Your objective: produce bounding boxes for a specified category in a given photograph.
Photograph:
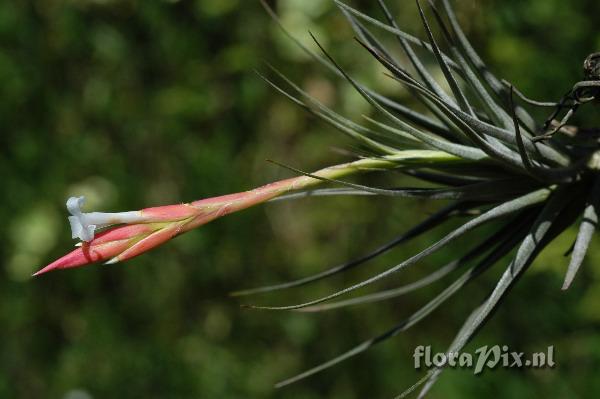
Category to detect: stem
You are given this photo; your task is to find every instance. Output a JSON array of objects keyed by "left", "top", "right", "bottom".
[{"left": 187, "top": 150, "right": 467, "bottom": 224}]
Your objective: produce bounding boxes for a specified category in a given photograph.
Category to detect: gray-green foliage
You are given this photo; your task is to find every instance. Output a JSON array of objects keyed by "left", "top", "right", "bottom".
[{"left": 238, "top": 0, "right": 600, "bottom": 396}]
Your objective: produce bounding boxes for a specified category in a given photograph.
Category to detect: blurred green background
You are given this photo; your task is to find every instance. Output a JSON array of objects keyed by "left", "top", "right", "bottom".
[{"left": 2, "top": 0, "right": 600, "bottom": 398}]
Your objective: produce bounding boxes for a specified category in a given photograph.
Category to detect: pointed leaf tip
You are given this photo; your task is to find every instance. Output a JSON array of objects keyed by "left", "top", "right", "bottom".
[
  {"left": 32, "top": 264, "right": 58, "bottom": 277},
  {"left": 104, "top": 257, "right": 119, "bottom": 265}
]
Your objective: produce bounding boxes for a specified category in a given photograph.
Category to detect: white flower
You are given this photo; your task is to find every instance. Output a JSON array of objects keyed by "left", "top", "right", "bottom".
[{"left": 66, "top": 196, "right": 146, "bottom": 242}]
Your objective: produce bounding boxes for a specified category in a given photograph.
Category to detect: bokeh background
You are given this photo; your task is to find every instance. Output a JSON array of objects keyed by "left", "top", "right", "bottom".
[{"left": 2, "top": 0, "right": 600, "bottom": 398}]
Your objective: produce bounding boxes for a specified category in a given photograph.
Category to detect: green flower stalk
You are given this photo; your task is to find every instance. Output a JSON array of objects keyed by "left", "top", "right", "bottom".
[{"left": 40, "top": 0, "right": 600, "bottom": 396}]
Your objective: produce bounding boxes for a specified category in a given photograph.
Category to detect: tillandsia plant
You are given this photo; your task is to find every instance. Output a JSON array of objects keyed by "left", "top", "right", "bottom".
[{"left": 37, "top": 0, "right": 600, "bottom": 397}]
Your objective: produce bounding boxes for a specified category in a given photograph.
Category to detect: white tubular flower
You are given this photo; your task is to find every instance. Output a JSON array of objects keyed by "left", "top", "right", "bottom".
[{"left": 66, "top": 196, "right": 147, "bottom": 242}]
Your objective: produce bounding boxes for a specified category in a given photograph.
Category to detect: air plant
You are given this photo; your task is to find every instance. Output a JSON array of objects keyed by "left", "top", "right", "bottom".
[{"left": 38, "top": 0, "right": 600, "bottom": 397}]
